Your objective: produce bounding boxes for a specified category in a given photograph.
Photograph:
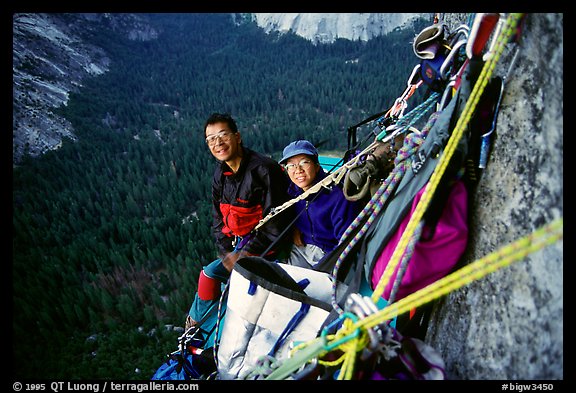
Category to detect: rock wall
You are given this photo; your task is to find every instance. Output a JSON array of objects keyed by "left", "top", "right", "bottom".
[
  {"left": 425, "top": 13, "right": 563, "bottom": 380},
  {"left": 12, "top": 13, "right": 158, "bottom": 165}
]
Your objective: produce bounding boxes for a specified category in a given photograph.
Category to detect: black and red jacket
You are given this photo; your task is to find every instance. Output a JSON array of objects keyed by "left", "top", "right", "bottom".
[{"left": 212, "top": 146, "right": 292, "bottom": 257}]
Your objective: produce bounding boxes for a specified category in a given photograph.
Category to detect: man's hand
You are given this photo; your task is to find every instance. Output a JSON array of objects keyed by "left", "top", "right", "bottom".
[
  {"left": 222, "top": 251, "right": 246, "bottom": 271},
  {"left": 293, "top": 228, "right": 304, "bottom": 247}
]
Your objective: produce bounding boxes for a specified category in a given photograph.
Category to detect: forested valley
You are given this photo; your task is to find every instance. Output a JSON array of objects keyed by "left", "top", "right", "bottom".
[{"left": 12, "top": 13, "right": 428, "bottom": 379}]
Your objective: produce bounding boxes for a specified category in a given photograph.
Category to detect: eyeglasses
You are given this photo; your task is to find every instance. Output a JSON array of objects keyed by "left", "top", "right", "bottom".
[
  {"left": 284, "top": 159, "right": 313, "bottom": 173},
  {"left": 206, "top": 130, "right": 234, "bottom": 146}
]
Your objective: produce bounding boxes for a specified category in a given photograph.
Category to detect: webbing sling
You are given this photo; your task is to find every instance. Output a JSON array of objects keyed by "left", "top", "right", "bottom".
[
  {"left": 371, "top": 12, "right": 525, "bottom": 304},
  {"left": 362, "top": 58, "right": 482, "bottom": 287}
]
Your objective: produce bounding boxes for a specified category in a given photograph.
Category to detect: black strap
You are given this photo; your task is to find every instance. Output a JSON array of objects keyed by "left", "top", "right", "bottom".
[
  {"left": 345, "top": 109, "right": 391, "bottom": 162},
  {"left": 235, "top": 256, "right": 306, "bottom": 294},
  {"left": 348, "top": 109, "right": 390, "bottom": 133}
]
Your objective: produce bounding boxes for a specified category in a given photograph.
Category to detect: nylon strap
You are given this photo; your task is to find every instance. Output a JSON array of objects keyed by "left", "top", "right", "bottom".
[{"left": 371, "top": 12, "right": 525, "bottom": 304}]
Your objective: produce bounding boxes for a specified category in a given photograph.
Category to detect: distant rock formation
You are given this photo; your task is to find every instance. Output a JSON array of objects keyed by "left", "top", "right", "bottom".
[
  {"left": 12, "top": 12, "right": 423, "bottom": 165},
  {"left": 250, "top": 13, "right": 423, "bottom": 44}
]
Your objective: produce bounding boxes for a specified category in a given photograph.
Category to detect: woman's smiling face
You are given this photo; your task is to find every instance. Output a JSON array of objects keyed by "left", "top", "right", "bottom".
[{"left": 285, "top": 154, "right": 319, "bottom": 191}]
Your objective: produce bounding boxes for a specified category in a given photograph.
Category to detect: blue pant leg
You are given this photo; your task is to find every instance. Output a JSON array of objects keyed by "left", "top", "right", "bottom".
[
  {"left": 202, "top": 258, "right": 231, "bottom": 282},
  {"left": 188, "top": 292, "right": 216, "bottom": 321}
]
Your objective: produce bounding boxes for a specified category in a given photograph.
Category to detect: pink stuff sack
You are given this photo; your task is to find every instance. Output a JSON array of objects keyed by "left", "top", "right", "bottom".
[{"left": 370, "top": 179, "right": 468, "bottom": 301}]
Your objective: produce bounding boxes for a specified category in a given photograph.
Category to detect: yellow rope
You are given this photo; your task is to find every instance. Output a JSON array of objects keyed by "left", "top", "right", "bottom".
[
  {"left": 289, "top": 318, "right": 369, "bottom": 370},
  {"left": 289, "top": 217, "right": 562, "bottom": 378},
  {"left": 371, "top": 13, "right": 525, "bottom": 305},
  {"left": 319, "top": 318, "right": 367, "bottom": 380},
  {"left": 356, "top": 217, "right": 562, "bottom": 331},
  {"left": 274, "top": 14, "right": 563, "bottom": 380},
  {"left": 339, "top": 334, "right": 362, "bottom": 380}
]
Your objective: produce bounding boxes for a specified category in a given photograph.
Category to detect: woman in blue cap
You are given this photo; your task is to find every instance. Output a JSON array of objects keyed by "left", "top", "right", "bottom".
[{"left": 279, "top": 140, "right": 364, "bottom": 268}]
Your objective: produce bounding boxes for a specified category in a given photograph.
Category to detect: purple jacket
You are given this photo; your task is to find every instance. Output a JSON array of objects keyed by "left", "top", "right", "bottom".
[{"left": 288, "top": 169, "right": 363, "bottom": 254}]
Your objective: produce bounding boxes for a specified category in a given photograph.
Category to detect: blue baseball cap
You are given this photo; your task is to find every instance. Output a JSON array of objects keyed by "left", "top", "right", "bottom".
[{"left": 279, "top": 140, "right": 318, "bottom": 164}]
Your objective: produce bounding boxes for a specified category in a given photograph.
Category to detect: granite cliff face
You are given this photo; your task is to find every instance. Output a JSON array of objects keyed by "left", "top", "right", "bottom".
[
  {"left": 424, "top": 13, "right": 563, "bottom": 380},
  {"left": 12, "top": 13, "right": 159, "bottom": 165}
]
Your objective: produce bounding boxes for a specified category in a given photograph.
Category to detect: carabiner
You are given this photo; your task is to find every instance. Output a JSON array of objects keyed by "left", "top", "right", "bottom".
[
  {"left": 440, "top": 38, "right": 467, "bottom": 80},
  {"left": 344, "top": 293, "right": 381, "bottom": 352},
  {"left": 438, "top": 77, "right": 457, "bottom": 111},
  {"left": 406, "top": 64, "right": 422, "bottom": 87}
]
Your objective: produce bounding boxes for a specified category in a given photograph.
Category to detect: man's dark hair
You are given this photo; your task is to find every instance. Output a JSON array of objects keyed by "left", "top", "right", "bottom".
[{"left": 204, "top": 113, "right": 238, "bottom": 134}]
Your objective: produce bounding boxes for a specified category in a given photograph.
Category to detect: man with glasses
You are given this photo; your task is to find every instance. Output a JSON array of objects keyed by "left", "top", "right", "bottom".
[
  {"left": 279, "top": 140, "right": 364, "bottom": 269},
  {"left": 185, "top": 113, "right": 292, "bottom": 332}
]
